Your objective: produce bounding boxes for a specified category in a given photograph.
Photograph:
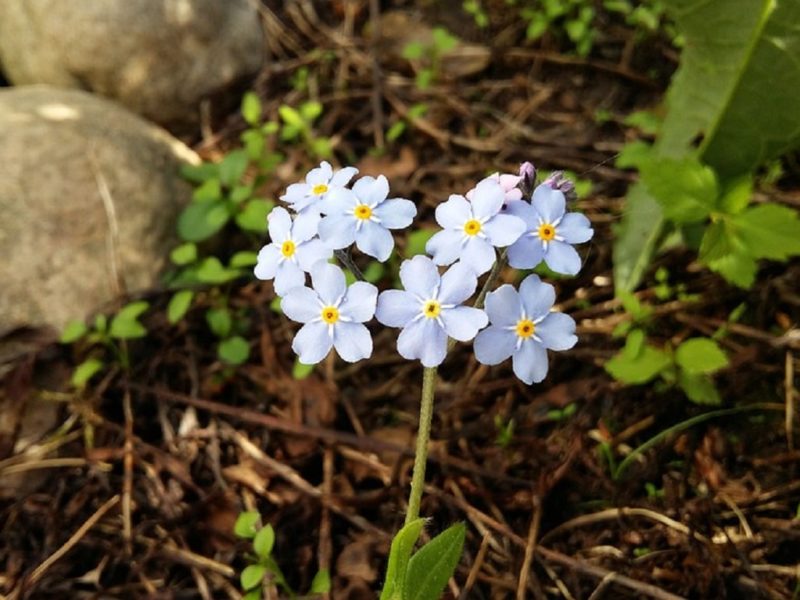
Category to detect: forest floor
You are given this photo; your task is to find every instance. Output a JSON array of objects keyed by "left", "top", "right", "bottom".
[{"left": 3, "top": 1, "right": 800, "bottom": 599}]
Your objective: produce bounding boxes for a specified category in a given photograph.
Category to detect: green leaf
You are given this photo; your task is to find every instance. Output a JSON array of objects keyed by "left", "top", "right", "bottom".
[
  {"left": 242, "top": 92, "right": 262, "bottom": 126},
  {"left": 253, "top": 524, "right": 275, "bottom": 560},
  {"left": 310, "top": 569, "right": 331, "bottom": 594},
  {"left": 71, "top": 358, "right": 104, "bottom": 388},
  {"left": 612, "top": 183, "right": 665, "bottom": 293},
  {"left": 406, "top": 228, "right": 436, "bottom": 257},
  {"left": 206, "top": 307, "right": 232, "bottom": 338},
  {"left": 640, "top": 157, "right": 718, "bottom": 224},
  {"left": 109, "top": 301, "right": 149, "bottom": 339},
  {"left": 181, "top": 162, "right": 219, "bottom": 184},
  {"left": 432, "top": 27, "right": 458, "bottom": 53},
  {"left": 292, "top": 359, "right": 315, "bottom": 380},
  {"left": 196, "top": 257, "right": 241, "bottom": 284},
  {"left": 219, "top": 150, "right": 249, "bottom": 188},
  {"left": 363, "top": 261, "right": 386, "bottom": 284},
  {"left": 230, "top": 251, "right": 258, "bottom": 268},
  {"left": 234, "top": 511, "right": 261, "bottom": 539},
  {"left": 379, "top": 518, "right": 425, "bottom": 600},
  {"left": 192, "top": 178, "right": 222, "bottom": 203},
  {"left": 300, "top": 101, "right": 323, "bottom": 123},
  {"left": 405, "top": 523, "right": 466, "bottom": 600},
  {"left": 218, "top": 336, "right": 250, "bottom": 365},
  {"left": 167, "top": 290, "right": 194, "bottom": 324},
  {"left": 733, "top": 203, "right": 800, "bottom": 261},
  {"left": 178, "top": 201, "right": 230, "bottom": 242},
  {"left": 386, "top": 121, "right": 407, "bottom": 142},
  {"left": 615, "top": 140, "right": 654, "bottom": 170},
  {"left": 241, "top": 564, "right": 267, "bottom": 591},
  {"left": 61, "top": 320, "right": 88, "bottom": 344},
  {"left": 623, "top": 110, "right": 661, "bottom": 135},
  {"left": 705, "top": 247, "right": 758, "bottom": 288},
  {"left": 242, "top": 590, "right": 261, "bottom": 600},
  {"left": 675, "top": 338, "right": 728, "bottom": 375},
  {"left": 279, "top": 105, "right": 306, "bottom": 129},
  {"left": 401, "top": 41, "right": 425, "bottom": 60},
  {"left": 170, "top": 242, "right": 198, "bottom": 266},
  {"left": 236, "top": 199, "right": 274, "bottom": 233},
  {"left": 698, "top": 220, "right": 733, "bottom": 263},
  {"left": 717, "top": 176, "right": 752, "bottom": 215},
  {"left": 605, "top": 333, "right": 672, "bottom": 385},
  {"left": 525, "top": 13, "right": 549, "bottom": 40},
  {"left": 309, "top": 137, "right": 333, "bottom": 160},
  {"left": 678, "top": 372, "right": 722, "bottom": 405},
  {"left": 229, "top": 184, "right": 254, "bottom": 205}
]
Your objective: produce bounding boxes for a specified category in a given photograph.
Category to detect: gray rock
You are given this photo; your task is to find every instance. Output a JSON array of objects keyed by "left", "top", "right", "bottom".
[
  {"left": 0, "top": 0, "right": 264, "bottom": 124},
  {"left": 0, "top": 86, "right": 199, "bottom": 332}
]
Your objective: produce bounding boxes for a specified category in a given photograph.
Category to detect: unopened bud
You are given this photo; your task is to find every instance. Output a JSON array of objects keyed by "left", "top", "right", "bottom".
[
  {"left": 543, "top": 171, "right": 577, "bottom": 202},
  {"left": 518, "top": 161, "right": 536, "bottom": 198}
]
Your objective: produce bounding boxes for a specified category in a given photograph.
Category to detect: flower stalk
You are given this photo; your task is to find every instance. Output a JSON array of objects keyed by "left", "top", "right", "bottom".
[{"left": 405, "top": 365, "right": 437, "bottom": 525}]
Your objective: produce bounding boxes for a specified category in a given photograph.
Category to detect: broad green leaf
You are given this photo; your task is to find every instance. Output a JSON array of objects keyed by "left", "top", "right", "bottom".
[
  {"left": 705, "top": 247, "right": 757, "bottom": 288},
  {"left": 196, "top": 257, "right": 241, "bottom": 284},
  {"left": 405, "top": 523, "right": 466, "bottom": 600},
  {"left": 234, "top": 511, "right": 261, "bottom": 539},
  {"left": 60, "top": 320, "right": 88, "bottom": 344},
  {"left": 310, "top": 569, "right": 331, "bottom": 594},
  {"left": 242, "top": 590, "right": 261, "bottom": 600},
  {"left": 253, "top": 524, "right": 275, "bottom": 560},
  {"left": 192, "top": 178, "right": 222, "bottom": 203},
  {"left": 379, "top": 518, "right": 425, "bottom": 600},
  {"left": 181, "top": 162, "right": 219, "bottom": 184},
  {"left": 240, "top": 564, "right": 267, "bottom": 591},
  {"left": 242, "top": 92, "right": 262, "bottom": 126},
  {"left": 109, "top": 301, "right": 149, "bottom": 339},
  {"left": 733, "top": 204, "right": 800, "bottom": 261},
  {"left": 71, "top": 358, "right": 104, "bottom": 388},
  {"left": 236, "top": 199, "right": 274, "bottom": 232},
  {"left": 615, "top": 140, "right": 654, "bottom": 170},
  {"left": 698, "top": 220, "right": 734, "bottom": 263},
  {"left": 206, "top": 307, "right": 232, "bottom": 338},
  {"left": 675, "top": 338, "right": 728, "bottom": 375},
  {"left": 218, "top": 336, "right": 250, "bottom": 365},
  {"left": 167, "top": 290, "right": 194, "bottom": 324},
  {"left": 229, "top": 184, "right": 254, "bottom": 205},
  {"left": 605, "top": 333, "right": 672, "bottom": 385},
  {"left": 612, "top": 183, "right": 664, "bottom": 293},
  {"left": 640, "top": 157, "right": 717, "bottom": 224},
  {"left": 678, "top": 372, "right": 722, "bottom": 405},
  {"left": 178, "top": 201, "right": 230, "bottom": 242},
  {"left": 219, "top": 150, "right": 249, "bottom": 188},
  {"left": 170, "top": 242, "right": 197, "bottom": 266},
  {"left": 717, "top": 176, "right": 752, "bottom": 215}
]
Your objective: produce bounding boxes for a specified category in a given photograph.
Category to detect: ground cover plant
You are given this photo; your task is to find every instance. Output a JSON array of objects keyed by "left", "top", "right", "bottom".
[{"left": 2, "top": 1, "right": 800, "bottom": 598}]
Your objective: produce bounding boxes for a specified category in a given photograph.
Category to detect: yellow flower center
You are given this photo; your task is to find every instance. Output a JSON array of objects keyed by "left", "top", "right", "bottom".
[
  {"left": 312, "top": 183, "right": 329, "bottom": 196},
  {"left": 463, "top": 219, "right": 482, "bottom": 236},
  {"left": 354, "top": 204, "right": 372, "bottom": 220},
  {"left": 515, "top": 319, "right": 535, "bottom": 338},
  {"left": 423, "top": 300, "right": 441, "bottom": 319},
  {"left": 321, "top": 306, "right": 339, "bottom": 324},
  {"left": 280, "top": 240, "right": 296, "bottom": 258},
  {"left": 537, "top": 223, "right": 556, "bottom": 241}
]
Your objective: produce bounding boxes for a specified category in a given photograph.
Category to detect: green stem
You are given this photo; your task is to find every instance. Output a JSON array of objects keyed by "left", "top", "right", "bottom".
[{"left": 405, "top": 366, "right": 437, "bottom": 525}]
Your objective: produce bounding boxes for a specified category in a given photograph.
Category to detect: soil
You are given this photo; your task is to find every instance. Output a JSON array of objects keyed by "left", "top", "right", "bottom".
[{"left": 2, "top": 2, "right": 800, "bottom": 599}]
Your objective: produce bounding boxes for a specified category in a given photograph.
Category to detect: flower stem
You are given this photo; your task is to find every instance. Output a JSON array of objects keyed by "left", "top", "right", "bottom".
[
  {"left": 405, "top": 365, "right": 437, "bottom": 525},
  {"left": 334, "top": 248, "right": 365, "bottom": 281},
  {"left": 474, "top": 249, "right": 508, "bottom": 310}
]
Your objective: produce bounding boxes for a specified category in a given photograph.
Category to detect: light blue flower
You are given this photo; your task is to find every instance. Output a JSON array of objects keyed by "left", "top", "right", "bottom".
[
  {"left": 474, "top": 274, "right": 577, "bottom": 384},
  {"left": 254, "top": 208, "right": 333, "bottom": 296},
  {"left": 317, "top": 175, "right": 416, "bottom": 261},
  {"left": 506, "top": 183, "right": 593, "bottom": 275},
  {"left": 281, "top": 262, "right": 377, "bottom": 364},
  {"left": 375, "top": 255, "right": 488, "bottom": 367},
  {"left": 426, "top": 179, "right": 526, "bottom": 275},
  {"left": 281, "top": 161, "right": 358, "bottom": 214}
]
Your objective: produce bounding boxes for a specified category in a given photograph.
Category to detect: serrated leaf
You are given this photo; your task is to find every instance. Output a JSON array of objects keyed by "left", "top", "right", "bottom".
[
  {"left": 218, "top": 336, "right": 250, "bottom": 365},
  {"left": 170, "top": 242, "right": 197, "bottom": 266},
  {"left": 675, "top": 337, "right": 728, "bottom": 375},
  {"left": 242, "top": 92, "right": 262, "bottom": 126},
  {"left": 705, "top": 247, "right": 758, "bottom": 288},
  {"left": 405, "top": 523, "right": 466, "bottom": 600},
  {"left": 678, "top": 372, "right": 722, "bottom": 405},
  {"left": 178, "top": 201, "right": 230, "bottom": 242},
  {"left": 234, "top": 511, "right": 261, "bottom": 539},
  {"left": 61, "top": 320, "right": 88, "bottom": 344},
  {"left": 640, "top": 157, "right": 718, "bottom": 224},
  {"left": 241, "top": 564, "right": 267, "bottom": 591},
  {"left": 71, "top": 358, "right": 104, "bottom": 388},
  {"left": 379, "top": 518, "right": 425, "bottom": 600},
  {"left": 236, "top": 199, "right": 274, "bottom": 233},
  {"left": 206, "top": 307, "right": 232, "bottom": 338},
  {"left": 253, "top": 524, "right": 275, "bottom": 560},
  {"left": 167, "top": 290, "right": 194, "bottom": 324},
  {"left": 219, "top": 150, "right": 249, "bottom": 188},
  {"left": 733, "top": 203, "right": 800, "bottom": 261}
]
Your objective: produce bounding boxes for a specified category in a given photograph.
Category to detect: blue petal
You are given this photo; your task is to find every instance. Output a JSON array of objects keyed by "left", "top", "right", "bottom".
[
  {"left": 484, "top": 284, "right": 521, "bottom": 327},
  {"left": 536, "top": 312, "right": 577, "bottom": 351},
  {"left": 426, "top": 229, "right": 464, "bottom": 267},
  {"left": 460, "top": 237, "right": 496, "bottom": 275},
  {"left": 339, "top": 282, "right": 378, "bottom": 322},
  {"left": 330, "top": 165, "right": 358, "bottom": 187},
  {"left": 440, "top": 306, "right": 488, "bottom": 341},
  {"left": 293, "top": 321, "right": 333, "bottom": 364},
  {"left": 438, "top": 262, "right": 477, "bottom": 304},
  {"left": 268, "top": 207, "right": 292, "bottom": 241},
  {"left": 373, "top": 198, "right": 416, "bottom": 229},
  {"left": 274, "top": 261, "right": 306, "bottom": 296},
  {"left": 512, "top": 340, "right": 549, "bottom": 384},
  {"left": 532, "top": 184, "right": 565, "bottom": 224},
  {"left": 557, "top": 212, "right": 594, "bottom": 244},
  {"left": 306, "top": 161, "right": 332, "bottom": 186},
  {"left": 399, "top": 255, "right": 440, "bottom": 297},
  {"left": 292, "top": 210, "right": 321, "bottom": 243},
  {"left": 397, "top": 318, "right": 447, "bottom": 367},
  {"left": 474, "top": 326, "right": 516, "bottom": 365},
  {"left": 295, "top": 238, "right": 332, "bottom": 272},
  {"left": 321, "top": 187, "right": 357, "bottom": 216},
  {"left": 281, "top": 286, "right": 322, "bottom": 323},
  {"left": 281, "top": 182, "right": 309, "bottom": 205},
  {"left": 311, "top": 262, "right": 346, "bottom": 305},
  {"left": 376, "top": 290, "right": 420, "bottom": 327},
  {"left": 506, "top": 200, "right": 538, "bottom": 229},
  {"left": 544, "top": 240, "right": 582, "bottom": 275},
  {"left": 482, "top": 214, "right": 526, "bottom": 247},
  {"left": 333, "top": 322, "right": 373, "bottom": 362},
  {"left": 354, "top": 174, "right": 389, "bottom": 205},
  {"left": 507, "top": 234, "right": 544, "bottom": 270},
  {"left": 355, "top": 220, "right": 394, "bottom": 261},
  {"left": 435, "top": 195, "right": 472, "bottom": 229},
  {"left": 469, "top": 179, "right": 505, "bottom": 220},
  {"left": 254, "top": 244, "right": 281, "bottom": 280},
  {"left": 318, "top": 213, "right": 356, "bottom": 250},
  {"left": 519, "top": 274, "right": 555, "bottom": 319}
]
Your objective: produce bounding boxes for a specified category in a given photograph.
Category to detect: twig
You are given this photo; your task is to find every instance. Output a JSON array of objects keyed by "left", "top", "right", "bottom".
[
  {"left": 786, "top": 351, "right": 795, "bottom": 450},
  {"left": 122, "top": 382, "right": 134, "bottom": 551},
  {"left": 459, "top": 533, "right": 491, "bottom": 600},
  {"left": 516, "top": 495, "right": 542, "bottom": 600},
  {"left": 368, "top": 0, "right": 385, "bottom": 149}
]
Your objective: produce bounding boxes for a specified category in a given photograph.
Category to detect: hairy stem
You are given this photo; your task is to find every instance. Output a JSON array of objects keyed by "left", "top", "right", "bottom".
[{"left": 405, "top": 366, "right": 437, "bottom": 525}]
